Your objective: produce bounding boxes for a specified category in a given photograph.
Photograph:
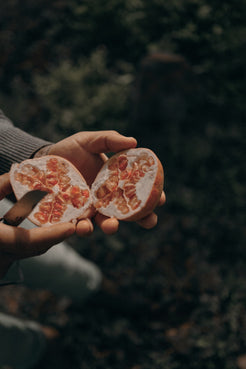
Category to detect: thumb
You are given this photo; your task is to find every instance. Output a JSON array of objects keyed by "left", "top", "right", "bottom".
[
  {"left": 26, "top": 222, "right": 76, "bottom": 257},
  {"left": 0, "top": 222, "right": 75, "bottom": 258},
  {"left": 77, "top": 131, "right": 137, "bottom": 154}
]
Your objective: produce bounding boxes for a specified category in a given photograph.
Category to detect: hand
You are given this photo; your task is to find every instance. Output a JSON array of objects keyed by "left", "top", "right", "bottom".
[
  {"left": 47, "top": 130, "right": 166, "bottom": 236},
  {"left": 0, "top": 173, "right": 75, "bottom": 278}
]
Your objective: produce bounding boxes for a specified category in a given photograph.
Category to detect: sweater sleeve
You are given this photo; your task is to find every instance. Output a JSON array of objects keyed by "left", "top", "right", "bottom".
[{"left": 0, "top": 110, "right": 52, "bottom": 175}]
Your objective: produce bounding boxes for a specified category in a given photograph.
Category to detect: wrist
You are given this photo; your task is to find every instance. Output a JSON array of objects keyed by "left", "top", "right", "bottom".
[{"left": 32, "top": 144, "right": 53, "bottom": 158}]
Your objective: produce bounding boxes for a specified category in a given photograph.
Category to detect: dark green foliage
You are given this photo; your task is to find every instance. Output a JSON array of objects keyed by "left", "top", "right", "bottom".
[
  {"left": 0, "top": 0, "right": 245, "bottom": 137},
  {"left": 0, "top": 0, "right": 245, "bottom": 368}
]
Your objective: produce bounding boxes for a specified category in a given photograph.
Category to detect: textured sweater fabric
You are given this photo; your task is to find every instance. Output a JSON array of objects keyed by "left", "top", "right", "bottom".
[{"left": 0, "top": 110, "right": 51, "bottom": 175}]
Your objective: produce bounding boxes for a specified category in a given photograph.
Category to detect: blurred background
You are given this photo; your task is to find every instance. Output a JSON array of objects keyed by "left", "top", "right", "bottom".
[{"left": 0, "top": 0, "right": 245, "bottom": 368}]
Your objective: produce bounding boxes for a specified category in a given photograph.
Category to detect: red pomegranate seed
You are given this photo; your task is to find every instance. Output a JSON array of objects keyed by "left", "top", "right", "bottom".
[
  {"left": 81, "top": 189, "right": 89, "bottom": 198},
  {"left": 34, "top": 212, "right": 49, "bottom": 224},
  {"left": 118, "top": 155, "right": 128, "bottom": 171}
]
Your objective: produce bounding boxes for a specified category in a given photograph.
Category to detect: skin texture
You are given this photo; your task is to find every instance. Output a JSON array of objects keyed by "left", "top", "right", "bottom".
[{"left": 0, "top": 131, "right": 166, "bottom": 278}]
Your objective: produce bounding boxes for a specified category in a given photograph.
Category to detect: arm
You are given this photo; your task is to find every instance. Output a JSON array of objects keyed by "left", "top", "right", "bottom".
[{"left": 0, "top": 110, "right": 51, "bottom": 175}]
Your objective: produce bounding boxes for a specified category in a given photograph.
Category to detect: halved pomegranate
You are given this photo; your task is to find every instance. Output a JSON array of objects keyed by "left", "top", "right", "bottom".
[
  {"left": 9, "top": 156, "right": 92, "bottom": 226},
  {"left": 9, "top": 148, "right": 164, "bottom": 226},
  {"left": 91, "top": 148, "right": 164, "bottom": 221}
]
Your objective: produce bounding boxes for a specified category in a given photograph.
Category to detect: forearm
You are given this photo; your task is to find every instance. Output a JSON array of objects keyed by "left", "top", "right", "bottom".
[{"left": 0, "top": 110, "right": 52, "bottom": 174}]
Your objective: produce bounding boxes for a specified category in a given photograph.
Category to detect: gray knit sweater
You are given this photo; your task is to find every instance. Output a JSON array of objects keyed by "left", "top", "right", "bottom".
[{"left": 0, "top": 110, "right": 51, "bottom": 175}]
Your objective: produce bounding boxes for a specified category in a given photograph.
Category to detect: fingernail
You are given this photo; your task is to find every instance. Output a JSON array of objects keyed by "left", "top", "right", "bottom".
[{"left": 127, "top": 137, "right": 137, "bottom": 145}]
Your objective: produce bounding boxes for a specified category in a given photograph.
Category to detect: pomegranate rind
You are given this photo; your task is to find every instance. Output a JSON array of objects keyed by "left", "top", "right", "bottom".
[
  {"left": 9, "top": 155, "right": 93, "bottom": 226},
  {"left": 91, "top": 148, "right": 164, "bottom": 221}
]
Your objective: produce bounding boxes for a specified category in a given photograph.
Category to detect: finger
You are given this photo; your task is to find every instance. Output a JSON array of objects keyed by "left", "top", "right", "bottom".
[
  {"left": 0, "top": 173, "right": 12, "bottom": 200},
  {"left": 76, "top": 131, "right": 137, "bottom": 154},
  {"left": 158, "top": 191, "right": 166, "bottom": 207},
  {"left": 0, "top": 222, "right": 75, "bottom": 258},
  {"left": 76, "top": 218, "right": 94, "bottom": 237},
  {"left": 94, "top": 213, "right": 119, "bottom": 235},
  {"left": 137, "top": 212, "right": 158, "bottom": 229}
]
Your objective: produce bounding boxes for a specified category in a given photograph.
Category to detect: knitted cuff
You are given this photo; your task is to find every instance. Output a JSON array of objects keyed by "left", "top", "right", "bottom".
[{"left": 0, "top": 126, "right": 52, "bottom": 174}]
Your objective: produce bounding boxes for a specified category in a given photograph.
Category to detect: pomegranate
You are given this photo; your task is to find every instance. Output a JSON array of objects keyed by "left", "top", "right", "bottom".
[
  {"left": 9, "top": 148, "right": 164, "bottom": 226},
  {"left": 91, "top": 148, "right": 164, "bottom": 221},
  {"left": 9, "top": 156, "right": 92, "bottom": 226}
]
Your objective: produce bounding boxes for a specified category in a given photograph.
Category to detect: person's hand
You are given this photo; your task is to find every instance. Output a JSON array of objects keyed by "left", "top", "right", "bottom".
[
  {"left": 0, "top": 173, "right": 75, "bottom": 278},
  {"left": 46, "top": 131, "right": 166, "bottom": 235}
]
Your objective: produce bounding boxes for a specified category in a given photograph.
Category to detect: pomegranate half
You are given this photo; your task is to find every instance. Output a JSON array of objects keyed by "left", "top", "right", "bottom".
[
  {"left": 9, "top": 155, "right": 92, "bottom": 226},
  {"left": 91, "top": 148, "right": 164, "bottom": 221}
]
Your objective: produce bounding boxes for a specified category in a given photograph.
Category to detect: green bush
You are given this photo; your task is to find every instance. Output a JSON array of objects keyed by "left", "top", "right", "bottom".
[{"left": 33, "top": 49, "right": 134, "bottom": 140}]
